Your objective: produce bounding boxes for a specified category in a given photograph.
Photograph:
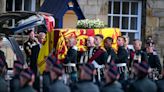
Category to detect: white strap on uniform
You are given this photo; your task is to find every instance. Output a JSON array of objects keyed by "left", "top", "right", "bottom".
[
  {"left": 107, "top": 55, "right": 111, "bottom": 63},
  {"left": 89, "top": 48, "right": 94, "bottom": 58}
]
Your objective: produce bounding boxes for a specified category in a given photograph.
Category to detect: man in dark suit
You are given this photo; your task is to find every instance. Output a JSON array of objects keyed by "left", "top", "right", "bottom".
[
  {"left": 24, "top": 29, "right": 38, "bottom": 65},
  {"left": 71, "top": 63, "right": 99, "bottom": 92},
  {"left": 48, "top": 63, "right": 70, "bottom": 92},
  {"left": 146, "top": 42, "right": 162, "bottom": 74},
  {"left": 101, "top": 64, "right": 124, "bottom": 92},
  {"left": 64, "top": 37, "right": 77, "bottom": 64},
  {"left": 116, "top": 36, "right": 128, "bottom": 64},
  {"left": 128, "top": 62, "right": 157, "bottom": 92}
]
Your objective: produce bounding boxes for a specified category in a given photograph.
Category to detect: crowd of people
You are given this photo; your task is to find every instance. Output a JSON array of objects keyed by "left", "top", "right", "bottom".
[{"left": 0, "top": 29, "right": 164, "bottom": 92}]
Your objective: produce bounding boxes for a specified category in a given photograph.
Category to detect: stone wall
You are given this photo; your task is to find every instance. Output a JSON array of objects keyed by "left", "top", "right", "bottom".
[
  {"left": 77, "top": 0, "right": 108, "bottom": 25},
  {"left": 146, "top": 0, "right": 164, "bottom": 58}
]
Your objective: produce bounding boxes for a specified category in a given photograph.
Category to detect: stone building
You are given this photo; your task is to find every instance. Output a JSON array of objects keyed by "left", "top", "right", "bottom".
[{"left": 77, "top": 0, "right": 164, "bottom": 58}]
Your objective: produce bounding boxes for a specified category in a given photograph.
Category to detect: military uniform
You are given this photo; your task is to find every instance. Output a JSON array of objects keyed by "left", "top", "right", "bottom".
[
  {"left": 129, "top": 50, "right": 148, "bottom": 66},
  {"left": 24, "top": 38, "right": 38, "bottom": 64},
  {"left": 0, "top": 76, "right": 7, "bottom": 92},
  {"left": 89, "top": 47, "right": 108, "bottom": 65},
  {"left": 10, "top": 75, "right": 20, "bottom": 92},
  {"left": 116, "top": 46, "right": 128, "bottom": 64},
  {"left": 65, "top": 46, "right": 78, "bottom": 64},
  {"left": 18, "top": 85, "right": 35, "bottom": 92},
  {"left": 48, "top": 79, "right": 70, "bottom": 92},
  {"left": 43, "top": 71, "right": 51, "bottom": 92},
  {"left": 71, "top": 80, "right": 100, "bottom": 92},
  {"left": 156, "top": 78, "right": 164, "bottom": 92},
  {"left": 80, "top": 47, "right": 94, "bottom": 63},
  {"left": 101, "top": 81, "right": 124, "bottom": 92},
  {"left": 147, "top": 52, "right": 162, "bottom": 73},
  {"left": 105, "top": 47, "right": 117, "bottom": 63},
  {"left": 128, "top": 77, "right": 157, "bottom": 92}
]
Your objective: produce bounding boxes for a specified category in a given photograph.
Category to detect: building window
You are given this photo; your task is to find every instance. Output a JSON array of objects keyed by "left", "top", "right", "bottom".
[
  {"left": 6, "top": 0, "right": 36, "bottom": 27},
  {"left": 108, "top": 0, "right": 142, "bottom": 43}
]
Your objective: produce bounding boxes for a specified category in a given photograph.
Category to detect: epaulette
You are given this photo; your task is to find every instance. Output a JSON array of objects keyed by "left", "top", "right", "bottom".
[{"left": 100, "top": 47, "right": 107, "bottom": 52}]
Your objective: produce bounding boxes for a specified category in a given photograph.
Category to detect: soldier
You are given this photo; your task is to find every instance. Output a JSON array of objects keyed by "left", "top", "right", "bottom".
[
  {"left": 10, "top": 60, "right": 23, "bottom": 92},
  {"left": 104, "top": 37, "right": 117, "bottom": 63},
  {"left": 89, "top": 34, "right": 108, "bottom": 65},
  {"left": 24, "top": 29, "right": 38, "bottom": 65},
  {"left": 80, "top": 36, "right": 95, "bottom": 63},
  {"left": 71, "top": 63, "right": 99, "bottom": 92},
  {"left": 43, "top": 51, "right": 57, "bottom": 92},
  {"left": 101, "top": 64, "right": 124, "bottom": 92},
  {"left": 146, "top": 42, "right": 162, "bottom": 75},
  {"left": 48, "top": 63, "right": 70, "bottom": 92},
  {"left": 0, "top": 59, "right": 8, "bottom": 92},
  {"left": 128, "top": 62, "right": 157, "bottom": 92},
  {"left": 64, "top": 37, "right": 78, "bottom": 64},
  {"left": 116, "top": 36, "right": 128, "bottom": 64},
  {"left": 129, "top": 39, "right": 148, "bottom": 68},
  {"left": 18, "top": 68, "right": 35, "bottom": 92}
]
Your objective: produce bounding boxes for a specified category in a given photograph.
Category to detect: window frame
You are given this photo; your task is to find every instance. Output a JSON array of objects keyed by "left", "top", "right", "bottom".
[{"left": 108, "top": 0, "right": 142, "bottom": 40}]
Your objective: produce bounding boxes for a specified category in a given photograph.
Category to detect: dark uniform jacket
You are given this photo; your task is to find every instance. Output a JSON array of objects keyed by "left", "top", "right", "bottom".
[
  {"left": 10, "top": 75, "right": 20, "bottom": 92},
  {"left": 71, "top": 80, "right": 100, "bottom": 92},
  {"left": 147, "top": 52, "right": 162, "bottom": 73},
  {"left": 48, "top": 79, "right": 70, "bottom": 92},
  {"left": 128, "top": 77, "right": 157, "bottom": 92},
  {"left": 43, "top": 71, "right": 51, "bottom": 92},
  {"left": 65, "top": 46, "right": 78, "bottom": 64},
  {"left": 101, "top": 81, "right": 124, "bottom": 92},
  {"left": 18, "top": 85, "right": 35, "bottom": 92},
  {"left": 130, "top": 50, "right": 148, "bottom": 66},
  {"left": 105, "top": 47, "right": 117, "bottom": 63},
  {"left": 89, "top": 47, "right": 108, "bottom": 65},
  {"left": 156, "top": 78, "right": 164, "bottom": 92},
  {"left": 24, "top": 39, "right": 38, "bottom": 64},
  {"left": 0, "top": 76, "right": 8, "bottom": 92},
  {"left": 116, "top": 46, "right": 128, "bottom": 64}
]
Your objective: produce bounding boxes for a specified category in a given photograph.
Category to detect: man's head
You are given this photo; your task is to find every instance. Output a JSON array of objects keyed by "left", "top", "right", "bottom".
[
  {"left": 38, "top": 32, "right": 46, "bottom": 44},
  {"left": 122, "top": 35, "right": 129, "bottom": 47},
  {"left": 132, "top": 62, "right": 150, "bottom": 77},
  {"left": 50, "top": 63, "right": 63, "bottom": 80},
  {"left": 66, "top": 37, "right": 77, "bottom": 48},
  {"left": 104, "top": 64, "right": 119, "bottom": 83},
  {"left": 146, "top": 42, "right": 154, "bottom": 53},
  {"left": 25, "top": 29, "right": 35, "bottom": 40},
  {"left": 13, "top": 60, "right": 23, "bottom": 76},
  {"left": 117, "top": 36, "right": 126, "bottom": 47},
  {"left": 94, "top": 34, "right": 104, "bottom": 47},
  {"left": 104, "top": 37, "right": 113, "bottom": 48},
  {"left": 133, "top": 39, "right": 142, "bottom": 51},
  {"left": 87, "top": 36, "right": 95, "bottom": 47},
  {"left": 79, "top": 64, "right": 95, "bottom": 80},
  {"left": 20, "top": 68, "right": 33, "bottom": 87}
]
